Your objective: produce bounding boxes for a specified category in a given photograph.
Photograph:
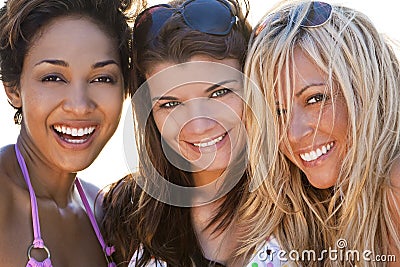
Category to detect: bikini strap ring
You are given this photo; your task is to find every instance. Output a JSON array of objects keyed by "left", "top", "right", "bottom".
[{"left": 27, "top": 244, "right": 51, "bottom": 260}]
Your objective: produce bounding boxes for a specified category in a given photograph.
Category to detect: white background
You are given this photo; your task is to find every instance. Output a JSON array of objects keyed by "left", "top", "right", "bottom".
[{"left": 0, "top": 0, "right": 398, "bottom": 188}]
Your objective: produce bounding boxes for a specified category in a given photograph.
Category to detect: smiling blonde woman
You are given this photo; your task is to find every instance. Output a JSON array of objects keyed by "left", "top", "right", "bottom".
[{"left": 240, "top": 1, "right": 400, "bottom": 266}]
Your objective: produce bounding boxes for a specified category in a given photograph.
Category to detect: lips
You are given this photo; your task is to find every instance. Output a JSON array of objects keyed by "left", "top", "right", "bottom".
[
  {"left": 191, "top": 133, "right": 227, "bottom": 148},
  {"left": 299, "top": 142, "right": 334, "bottom": 162},
  {"left": 52, "top": 124, "right": 97, "bottom": 144}
]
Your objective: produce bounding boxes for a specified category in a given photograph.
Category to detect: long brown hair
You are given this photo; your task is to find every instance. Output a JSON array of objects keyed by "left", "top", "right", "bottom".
[{"left": 102, "top": 0, "right": 252, "bottom": 266}]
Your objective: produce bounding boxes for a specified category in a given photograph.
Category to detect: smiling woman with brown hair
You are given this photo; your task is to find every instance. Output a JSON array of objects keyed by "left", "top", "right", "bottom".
[{"left": 101, "top": 0, "right": 255, "bottom": 266}]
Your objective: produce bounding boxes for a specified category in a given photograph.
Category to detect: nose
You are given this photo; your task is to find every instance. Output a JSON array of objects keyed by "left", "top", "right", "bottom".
[
  {"left": 179, "top": 98, "right": 219, "bottom": 135},
  {"left": 287, "top": 109, "right": 314, "bottom": 144},
  {"left": 184, "top": 117, "right": 218, "bottom": 136},
  {"left": 62, "top": 82, "right": 96, "bottom": 115}
]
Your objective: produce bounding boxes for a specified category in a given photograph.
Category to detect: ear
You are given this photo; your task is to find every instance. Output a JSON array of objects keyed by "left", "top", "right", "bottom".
[{"left": 3, "top": 82, "right": 22, "bottom": 108}]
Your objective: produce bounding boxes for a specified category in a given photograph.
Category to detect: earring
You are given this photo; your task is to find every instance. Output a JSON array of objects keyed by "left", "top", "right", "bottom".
[{"left": 14, "top": 108, "right": 22, "bottom": 125}]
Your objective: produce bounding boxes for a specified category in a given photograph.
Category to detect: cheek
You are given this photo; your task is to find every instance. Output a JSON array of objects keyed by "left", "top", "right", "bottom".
[
  {"left": 337, "top": 106, "right": 349, "bottom": 128},
  {"left": 94, "top": 87, "right": 124, "bottom": 122},
  {"left": 229, "top": 94, "right": 244, "bottom": 116},
  {"left": 152, "top": 110, "right": 179, "bottom": 144},
  {"left": 96, "top": 86, "right": 124, "bottom": 107},
  {"left": 152, "top": 110, "right": 166, "bottom": 134},
  {"left": 21, "top": 88, "right": 58, "bottom": 126},
  {"left": 277, "top": 129, "right": 298, "bottom": 165},
  {"left": 221, "top": 96, "right": 244, "bottom": 127},
  {"left": 332, "top": 101, "right": 349, "bottom": 141}
]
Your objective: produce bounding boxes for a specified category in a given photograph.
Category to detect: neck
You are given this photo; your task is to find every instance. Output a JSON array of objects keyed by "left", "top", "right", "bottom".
[
  {"left": 15, "top": 138, "right": 77, "bottom": 207},
  {"left": 191, "top": 198, "right": 238, "bottom": 265},
  {"left": 191, "top": 169, "right": 232, "bottom": 206},
  {"left": 192, "top": 169, "right": 225, "bottom": 187}
]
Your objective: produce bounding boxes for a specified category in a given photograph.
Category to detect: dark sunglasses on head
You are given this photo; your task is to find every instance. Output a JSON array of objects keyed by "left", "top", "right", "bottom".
[
  {"left": 133, "top": 0, "right": 238, "bottom": 50},
  {"left": 253, "top": 1, "right": 332, "bottom": 38}
]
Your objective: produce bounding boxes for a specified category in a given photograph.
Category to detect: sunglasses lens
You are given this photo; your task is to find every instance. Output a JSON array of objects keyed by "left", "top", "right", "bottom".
[
  {"left": 134, "top": 4, "right": 174, "bottom": 46},
  {"left": 182, "top": 0, "right": 235, "bottom": 35},
  {"left": 301, "top": 1, "right": 332, "bottom": 27},
  {"left": 134, "top": 0, "right": 236, "bottom": 52}
]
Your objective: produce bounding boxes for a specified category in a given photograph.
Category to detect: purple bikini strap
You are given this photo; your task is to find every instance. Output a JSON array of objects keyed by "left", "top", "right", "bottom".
[
  {"left": 15, "top": 143, "right": 115, "bottom": 267},
  {"left": 15, "top": 144, "right": 47, "bottom": 250},
  {"left": 75, "top": 178, "right": 116, "bottom": 267},
  {"left": 15, "top": 144, "right": 52, "bottom": 267}
]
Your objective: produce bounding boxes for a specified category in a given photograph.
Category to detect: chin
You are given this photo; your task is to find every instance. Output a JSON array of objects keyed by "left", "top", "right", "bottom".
[
  {"left": 308, "top": 178, "right": 336, "bottom": 189},
  {"left": 59, "top": 157, "right": 96, "bottom": 173}
]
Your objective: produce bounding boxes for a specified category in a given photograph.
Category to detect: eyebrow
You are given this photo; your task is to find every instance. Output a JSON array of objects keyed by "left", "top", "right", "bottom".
[
  {"left": 92, "top": 59, "right": 119, "bottom": 69},
  {"left": 34, "top": 59, "right": 119, "bottom": 69},
  {"left": 205, "top": 79, "right": 238, "bottom": 93},
  {"left": 275, "top": 82, "right": 327, "bottom": 105},
  {"left": 35, "top": 59, "right": 68, "bottom": 67},
  {"left": 295, "top": 82, "right": 326, "bottom": 97},
  {"left": 151, "top": 79, "right": 239, "bottom": 102}
]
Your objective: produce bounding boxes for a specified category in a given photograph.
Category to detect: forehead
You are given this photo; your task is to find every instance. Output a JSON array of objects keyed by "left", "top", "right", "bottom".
[
  {"left": 27, "top": 16, "right": 118, "bottom": 61},
  {"left": 277, "top": 47, "right": 327, "bottom": 94},
  {"left": 146, "top": 57, "right": 242, "bottom": 97}
]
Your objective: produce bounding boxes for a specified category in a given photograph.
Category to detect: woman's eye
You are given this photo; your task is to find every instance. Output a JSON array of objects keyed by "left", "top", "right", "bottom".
[
  {"left": 211, "top": 88, "right": 231, "bottom": 98},
  {"left": 92, "top": 76, "right": 114, "bottom": 83},
  {"left": 41, "top": 75, "right": 63, "bottom": 82},
  {"left": 160, "top": 101, "right": 180, "bottom": 109},
  {"left": 307, "top": 93, "right": 328, "bottom": 104}
]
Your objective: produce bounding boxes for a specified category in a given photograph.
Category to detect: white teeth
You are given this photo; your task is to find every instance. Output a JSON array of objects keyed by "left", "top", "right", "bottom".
[
  {"left": 53, "top": 125, "right": 96, "bottom": 137},
  {"left": 63, "top": 138, "right": 87, "bottom": 144},
  {"left": 193, "top": 134, "right": 226, "bottom": 148},
  {"left": 302, "top": 153, "right": 311, "bottom": 161},
  {"left": 300, "top": 142, "right": 334, "bottom": 162}
]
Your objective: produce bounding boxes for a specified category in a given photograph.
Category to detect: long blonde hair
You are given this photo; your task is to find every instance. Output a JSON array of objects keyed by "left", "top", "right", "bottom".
[{"left": 240, "top": 1, "right": 400, "bottom": 266}]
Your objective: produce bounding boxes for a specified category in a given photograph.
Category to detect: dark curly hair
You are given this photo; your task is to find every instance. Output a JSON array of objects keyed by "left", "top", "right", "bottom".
[{"left": 0, "top": 0, "right": 145, "bottom": 95}]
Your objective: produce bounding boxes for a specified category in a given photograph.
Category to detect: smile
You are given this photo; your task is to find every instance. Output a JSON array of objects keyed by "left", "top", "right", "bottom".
[
  {"left": 299, "top": 142, "right": 334, "bottom": 162},
  {"left": 192, "top": 133, "right": 226, "bottom": 148},
  {"left": 53, "top": 125, "right": 96, "bottom": 144}
]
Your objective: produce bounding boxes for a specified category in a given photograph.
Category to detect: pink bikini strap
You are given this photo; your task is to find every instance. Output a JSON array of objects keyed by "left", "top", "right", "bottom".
[
  {"left": 75, "top": 178, "right": 116, "bottom": 267},
  {"left": 15, "top": 144, "right": 114, "bottom": 266},
  {"left": 14, "top": 144, "right": 52, "bottom": 267}
]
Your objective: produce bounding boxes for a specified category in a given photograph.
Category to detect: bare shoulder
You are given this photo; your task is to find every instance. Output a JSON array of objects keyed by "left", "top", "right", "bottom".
[
  {"left": 388, "top": 159, "right": 400, "bottom": 267},
  {"left": 388, "top": 157, "right": 400, "bottom": 213},
  {"left": 0, "top": 144, "right": 19, "bottom": 197},
  {"left": 0, "top": 145, "right": 21, "bottom": 224},
  {"left": 79, "top": 174, "right": 140, "bottom": 222},
  {"left": 390, "top": 156, "right": 400, "bottom": 188},
  {"left": 79, "top": 178, "right": 101, "bottom": 202},
  {"left": 78, "top": 178, "right": 102, "bottom": 219}
]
